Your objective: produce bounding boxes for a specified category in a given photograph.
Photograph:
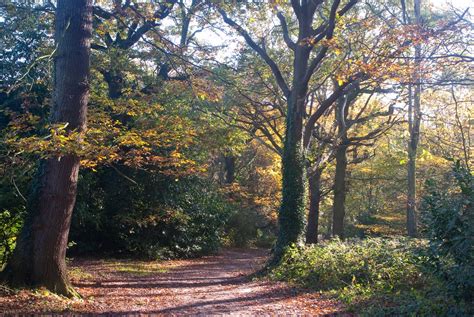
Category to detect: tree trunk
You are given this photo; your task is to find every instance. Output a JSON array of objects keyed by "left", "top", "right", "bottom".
[
  {"left": 271, "top": 1, "right": 325, "bottom": 260},
  {"left": 332, "top": 93, "right": 349, "bottom": 239},
  {"left": 306, "top": 168, "right": 322, "bottom": 244},
  {"left": 102, "top": 69, "right": 124, "bottom": 99},
  {"left": 274, "top": 94, "right": 307, "bottom": 258},
  {"left": 407, "top": 0, "right": 421, "bottom": 237},
  {"left": 332, "top": 143, "right": 348, "bottom": 238},
  {"left": 1, "top": 0, "right": 92, "bottom": 297},
  {"left": 224, "top": 155, "right": 236, "bottom": 184}
]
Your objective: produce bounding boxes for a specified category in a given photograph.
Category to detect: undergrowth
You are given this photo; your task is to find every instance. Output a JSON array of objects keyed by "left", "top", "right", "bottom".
[{"left": 269, "top": 237, "right": 472, "bottom": 316}]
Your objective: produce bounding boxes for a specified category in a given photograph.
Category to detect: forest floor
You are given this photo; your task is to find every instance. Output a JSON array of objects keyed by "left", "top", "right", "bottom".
[{"left": 0, "top": 248, "right": 349, "bottom": 315}]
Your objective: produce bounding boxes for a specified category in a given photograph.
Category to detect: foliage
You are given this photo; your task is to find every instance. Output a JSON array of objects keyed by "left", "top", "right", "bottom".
[
  {"left": 70, "top": 170, "right": 235, "bottom": 259},
  {"left": 270, "top": 237, "right": 472, "bottom": 315},
  {"left": 0, "top": 210, "right": 24, "bottom": 268},
  {"left": 0, "top": 0, "right": 472, "bottom": 309},
  {"left": 221, "top": 183, "right": 276, "bottom": 248},
  {"left": 421, "top": 162, "right": 474, "bottom": 300}
]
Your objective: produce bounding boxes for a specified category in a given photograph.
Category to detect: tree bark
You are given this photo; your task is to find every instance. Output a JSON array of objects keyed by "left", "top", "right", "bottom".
[
  {"left": 306, "top": 168, "right": 322, "bottom": 244},
  {"left": 273, "top": 41, "right": 311, "bottom": 260},
  {"left": 332, "top": 143, "right": 348, "bottom": 238},
  {"left": 332, "top": 93, "right": 350, "bottom": 239},
  {"left": 1, "top": 0, "right": 92, "bottom": 297},
  {"left": 406, "top": 0, "right": 421, "bottom": 237},
  {"left": 224, "top": 155, "right": 236, "bottom": 184},
  {"left": 102, "top": 69, "right": 124, "bottom": 99}
]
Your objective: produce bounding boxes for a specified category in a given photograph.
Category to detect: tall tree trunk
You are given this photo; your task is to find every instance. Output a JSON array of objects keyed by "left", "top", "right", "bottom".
[
  {"left": 273, "top": 40, "right": 311, "bottom": 260},
  {"left": 1, "top": 0, "right": 92, "bottom": 297},
  {"left": 274, "top": 94, "right": 307, "bottom": 258},
  {"left": 332, "top": 143, "right": 348, "bottom": 238},
  {"left": 332, "top": 93, "right": 349, "bottom": 239},
  {"left": 306, "top": 168, "right": 322, "bottom": 244},
  {"left": 407, "top": 0, "right": 422, "bottom": 237}
]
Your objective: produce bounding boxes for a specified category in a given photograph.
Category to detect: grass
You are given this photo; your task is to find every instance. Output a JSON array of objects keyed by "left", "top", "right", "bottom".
[
  {"left": 352, "top": 211, "right": 406, "bottom": 237},
  {"left": 68, "top": 267, "right": 93, "bottom": 280},
  {"left": 113, "top": 261, "right": 168, "bottom": 276}
]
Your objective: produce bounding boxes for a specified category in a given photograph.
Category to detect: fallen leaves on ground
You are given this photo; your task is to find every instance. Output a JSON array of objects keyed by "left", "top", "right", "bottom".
[{"left": 0, "top": 249, "right": 350, "bottom": 316}]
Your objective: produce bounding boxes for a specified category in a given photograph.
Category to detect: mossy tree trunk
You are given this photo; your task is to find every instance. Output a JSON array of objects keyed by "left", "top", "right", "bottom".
[
  {"left": 1, "top": 0, "right": 92, "bottom": 297},
  {"left": 274, "top": 90, "right": 308, "bottom": 259}
]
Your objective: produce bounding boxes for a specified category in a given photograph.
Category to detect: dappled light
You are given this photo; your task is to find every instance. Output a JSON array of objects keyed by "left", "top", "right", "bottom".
[{"left": 0, "top": 0, "right": 472, "bottom": 315}]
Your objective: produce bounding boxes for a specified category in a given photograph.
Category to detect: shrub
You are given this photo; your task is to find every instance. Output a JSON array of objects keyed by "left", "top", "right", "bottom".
[
  {"left": 269, "top": 237, "right": 472, "bottom": 315},
  {"left": 270, "top": 238, "right": 424, "bottom": 291},
  {"left": 421, "top": 161, "right": 474, "bottom": 300},
  {"left": 0, "top": 209, "right": 24, "bottom": 268},
  {"left": 70, "top": 168, "right": 235, "bottom": 259}
]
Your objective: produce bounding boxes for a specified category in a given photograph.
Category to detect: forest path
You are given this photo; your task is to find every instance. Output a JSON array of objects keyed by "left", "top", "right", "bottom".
[{"left": 1, "top": 249, "right": 347, "bottom": 315}]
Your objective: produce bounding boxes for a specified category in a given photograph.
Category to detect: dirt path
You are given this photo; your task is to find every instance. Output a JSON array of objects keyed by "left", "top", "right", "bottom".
[{"left": 1, "top": 249, "right": 347, "bottom": 315}]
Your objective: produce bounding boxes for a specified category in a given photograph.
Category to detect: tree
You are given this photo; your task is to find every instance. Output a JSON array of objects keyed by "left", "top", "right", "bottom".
[
  {"left": 218, "top": 0, "right": 359, "bottom": 262},
  {"left": 1, "top": 0, "right": 92, "bottom": 296},
  {"left": 405, "top": 0, "right": 422, "bottom": 237},
  {"left": 400, "top": 0, "right": 469, "bottom": 237},
  {"left": 92, "top": 0, "right": 177, "bottom": 98},
  {"left": 331, "top": 88, "right": 396, "bottom": 238}
]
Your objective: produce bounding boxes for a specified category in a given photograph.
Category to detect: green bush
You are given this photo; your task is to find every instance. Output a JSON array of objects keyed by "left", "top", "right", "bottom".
[
  {"left": 270, "top": 238, "right": 424, "bottom": 291},
  {"left": 224, "top": 206, "right": 276, "bottom": 248},
  {"left": 421, "top": 162, "right": 474, "bottom": 300},
  {"left": 70, "top": 168, "right": 235, "bottom": 259},
  {"left": 270, "top": 237, "right": 472, "bottom": 315},
  {"left": 0, "top": 210, "right": 24, "bottom": 268}
]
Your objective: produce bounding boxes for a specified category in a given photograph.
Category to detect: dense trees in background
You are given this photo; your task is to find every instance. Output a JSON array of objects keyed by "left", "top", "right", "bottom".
[{"left": 0, "top": 0, "right": 472, "bottom": 298}]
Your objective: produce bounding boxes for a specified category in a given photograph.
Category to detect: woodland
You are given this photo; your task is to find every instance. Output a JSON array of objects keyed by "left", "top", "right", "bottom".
[{"left": 0, "top": 0, "right": 472, "bottom": 315}]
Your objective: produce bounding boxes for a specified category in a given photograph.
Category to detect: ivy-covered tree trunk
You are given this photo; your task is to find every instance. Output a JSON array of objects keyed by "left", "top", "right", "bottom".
[
  {"left": 273, "top": 40, "right": 311, "bottom": 260},
  {"left": 1, "top": 0, "right": 92, "bottom": 297},
  {"left": 275, "top": 95, "right": 307, "bottom": 258},
  {"left": 306, "top": 168, "right": 322, "bottom": 244}
]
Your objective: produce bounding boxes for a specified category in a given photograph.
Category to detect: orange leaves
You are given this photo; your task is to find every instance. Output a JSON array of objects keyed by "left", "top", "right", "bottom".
[
  {"left": 4, "top": 89, "right": 199, "bottom": 176},
  {"left": 192, "top": 77, "right": 222, "bottom": 102}
]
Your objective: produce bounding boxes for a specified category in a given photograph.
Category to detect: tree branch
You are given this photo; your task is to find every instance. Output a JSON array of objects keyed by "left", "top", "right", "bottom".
[
  {"left": 303, "top": 80, "right": 352, "bottom": 148},
  {"left": 304, "top": 0, "right": 358, "bottom": 84},
  {"left": 218, "top": 8, "right": 290, "bottom": 98},
  {"left": 277, "top": 11, "right": 297, "bottom": 51}
]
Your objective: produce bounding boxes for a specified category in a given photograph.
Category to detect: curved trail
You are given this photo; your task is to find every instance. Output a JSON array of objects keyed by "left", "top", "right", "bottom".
[{"left": 1, "top": 249, "right": 347, "bottom": 315}]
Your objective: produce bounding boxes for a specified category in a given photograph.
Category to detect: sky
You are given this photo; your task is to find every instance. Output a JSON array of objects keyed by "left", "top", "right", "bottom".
[
  {"left": 430, "top": 0, "right": 472, "bottom": 11},
  {"left": 190, "top": 0, "right": 473, "bottom": 62}
]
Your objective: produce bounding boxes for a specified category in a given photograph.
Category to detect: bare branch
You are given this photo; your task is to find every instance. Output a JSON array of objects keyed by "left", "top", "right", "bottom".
[
  {"left": 303, "top": 80, "right": 353, "bottom": 148},
  {"left": 277, "top": 11, "right": 297, "bottom": 51},
  {"left": 218, "top": 8, "right": 290, "bottom": 98}
]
